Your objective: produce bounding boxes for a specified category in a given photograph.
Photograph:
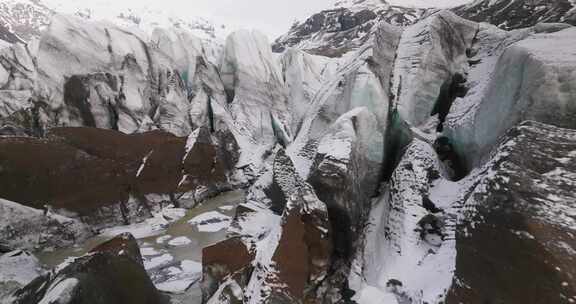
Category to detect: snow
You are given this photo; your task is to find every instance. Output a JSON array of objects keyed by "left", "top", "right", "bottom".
[
  {"left": 188, "top": 211, "right": 231, "bottom": 232},
  {"left": 136, "top": 150, "right": 154, "bottom": 177},
  {"left": 156, "top": 235, "right": 172, "bottom": 244},
  {"left": 218, "top": 205, "right": 235, "bottom": 211},
  {"left": 144, "top": 253, "right": 174, "bottom": 270},
  {"left": 37, "top": 278, "right": 79, "bottom": 304},
  {"left": 188, "top": 211, "right": 229, "bottom": 224},
  {"left": 219, "top": 29, "right": 289, "bottom": 170},
  {"left": 152, "top": 260, "right": 202, "bottom": 293},
  {"left": 168, "top": 237, "right": 192, "bottom": 246},
  {"left": 0, "top": 251, "right": 44, "bottom": 286},
  {"left": 156, "top": 279, "right": 197, "bottom": 293},
  {"left": 355, "top": 140, "right": 481, "bottom": 303},
  {"left": 140, "top": 247, "right": 161, "bottom": 256},
  {"left": 100, "top": 206, "right": 186, "bottom": 239},
  {"left": 353, "top": 285, "right": 398, "bottom": 304}
]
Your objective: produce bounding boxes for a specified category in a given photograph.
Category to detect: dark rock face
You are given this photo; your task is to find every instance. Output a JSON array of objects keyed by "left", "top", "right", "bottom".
[
  {"left": 447, "top": 121, "right": 576, "bottom": 304},
  {"left": 10, "top": 233, "right": 163, "bottom": 304},
  {"left": 0, "top": 126, "right": 239, "bottom": 229},
  {"left": 179, "top": 126, "right": 240, "bottom": 202},
  {"left": 201, "top": 237, "right": 254, "bottom": 302},
  {"left": 453, "top": 0, "right": 576, "bottom": 31}
]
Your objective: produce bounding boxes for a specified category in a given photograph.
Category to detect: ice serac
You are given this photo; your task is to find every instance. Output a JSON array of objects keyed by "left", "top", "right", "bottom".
[
  {"left": 9, "top": 233, "right": 163, "bottom": 304},
  {"left": 280, "top": 48, "right": 337, "bottom": 132},
  {"left": 0, "top": 41, "right": 38, "bottom": 136},
  {"left": 391, "top": 10, "right": 478, "bottom": 130},
  {"left": 308, "top": 107, "right": 384, "bottom": 296},
  {"left": 447, "top": 26, "right": 576, "bottom": 167},
  {"left": 447, "top": 121, "right": 576, "bottom": 303},
  {"left": 28, "top": 14, "right": 221, "bottom": 136},
  {"left": 220, "top": 30, "right": 291, "bottom": 162},
  {"left": 290, "top": 21, "right": 400, "bottom": 162}
]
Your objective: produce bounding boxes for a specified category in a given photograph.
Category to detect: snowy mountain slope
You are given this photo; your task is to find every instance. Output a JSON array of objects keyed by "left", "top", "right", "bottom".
[
  {"left": 273, "top": 0, "right": 426, "bottom": 57},
  {"left": 0, "top": 0, "right": 227, "bottom": 44},
  {"left": 0, "top": 0, "right": 52, "bottom": 43},
  {"left": 453, "top": 0, "right": 576, "bottom": 30},
  {"left": 274, "top": 0, "right": 576, "bottom": 58}
]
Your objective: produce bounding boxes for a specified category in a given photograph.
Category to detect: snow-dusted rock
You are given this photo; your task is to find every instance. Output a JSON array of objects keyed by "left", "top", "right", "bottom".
[
  {"left": 0, "top": 198, "right": 90, "bottom": 251},
  {"left": 453, "top": 0, "right": 576, "bottom": 31},
  {"left": 308, "top": 107, "right": 384, "bottom": 278},
  {"left": 0, "top": 250, "right": 44, "bottom": 301},
  {"left": 448, "top": 121, "right": 576, "bottom": 303}
]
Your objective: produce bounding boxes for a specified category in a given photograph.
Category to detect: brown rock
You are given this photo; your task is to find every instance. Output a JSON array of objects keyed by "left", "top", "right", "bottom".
[{"left": 202, "top": 237, "right": 254, "bottom": 302}]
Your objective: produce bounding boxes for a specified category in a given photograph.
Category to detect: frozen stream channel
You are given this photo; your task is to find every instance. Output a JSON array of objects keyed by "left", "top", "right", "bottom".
[{"left": 34, "top": 190, "right": 246, "bottom": 301}]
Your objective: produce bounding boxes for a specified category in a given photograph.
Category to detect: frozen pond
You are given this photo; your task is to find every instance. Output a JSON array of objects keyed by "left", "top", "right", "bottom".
[{"left": 34, "top": 190, "right": 245, "bottom": 297}]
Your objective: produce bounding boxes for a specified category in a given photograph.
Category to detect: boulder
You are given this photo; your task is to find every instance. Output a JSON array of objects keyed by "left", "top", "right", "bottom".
[
  {"left": 0, "top": 250, "right": 45, "bottom": 301},
  {"left": 0, "top": 198, "right": 90, "bottom": 251},
  {"left": 9, "top": 233, "right": 163, "bottom": 304}
]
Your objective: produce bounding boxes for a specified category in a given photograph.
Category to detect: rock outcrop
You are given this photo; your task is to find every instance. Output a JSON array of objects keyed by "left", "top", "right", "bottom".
[
  {"left": 447, "top": 121, "right": 576, "bottom": 304},
  {"left": 0, "top": 198, "right": 90, "bottom": 251},
  {"left": 0, "top": 126, "right": 239, "bottom": 230}
]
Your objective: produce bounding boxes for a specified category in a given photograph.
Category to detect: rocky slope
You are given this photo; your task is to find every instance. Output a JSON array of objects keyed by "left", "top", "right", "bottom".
[
  {"left": 0, "top": 3, "right": 575, "bottom": 304},
  {"left": 453, "top": 0, "right": 576, "bottom": 30}
]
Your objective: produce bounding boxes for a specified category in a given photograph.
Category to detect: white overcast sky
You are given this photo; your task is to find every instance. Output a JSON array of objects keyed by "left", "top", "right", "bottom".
[{"left": 43, "top": 0, "right": 473, "bottom": 38}]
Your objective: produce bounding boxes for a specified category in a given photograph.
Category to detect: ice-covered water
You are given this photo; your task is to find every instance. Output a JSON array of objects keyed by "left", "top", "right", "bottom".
[{"left": 34, "top": 190, "right": 245, "bottom": 296}]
